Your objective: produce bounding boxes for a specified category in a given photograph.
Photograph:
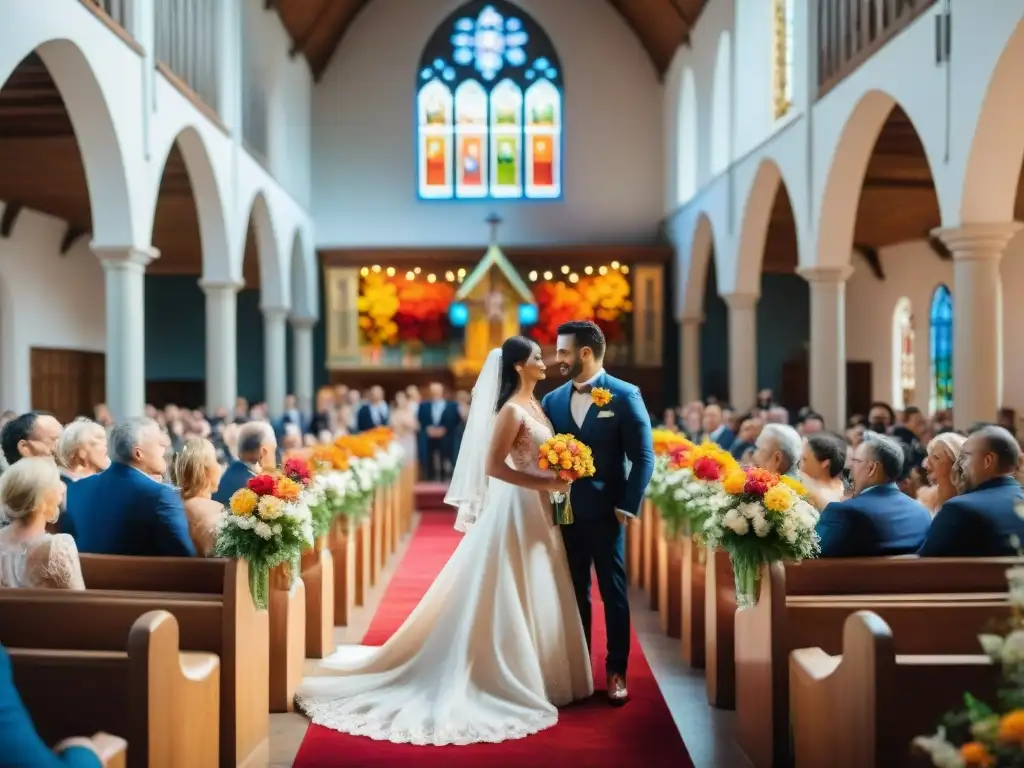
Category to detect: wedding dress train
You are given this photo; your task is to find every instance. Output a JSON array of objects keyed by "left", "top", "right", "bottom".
[{"left": 295, "top": 403, "right": 594, "bottom": 745}]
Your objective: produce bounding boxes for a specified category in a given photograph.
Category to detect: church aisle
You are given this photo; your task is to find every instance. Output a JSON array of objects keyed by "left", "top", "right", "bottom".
[{"left": 291, "top": 512, "right": 696, "bottom": 768}]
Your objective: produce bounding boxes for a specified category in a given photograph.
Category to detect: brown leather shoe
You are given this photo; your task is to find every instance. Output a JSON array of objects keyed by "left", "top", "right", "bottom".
[{"left": 606, "top": 673, "right": 628, "bottom": 705}]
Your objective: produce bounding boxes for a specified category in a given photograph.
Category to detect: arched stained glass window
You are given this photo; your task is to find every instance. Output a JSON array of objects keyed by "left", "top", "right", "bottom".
[
  {"left": 929, "top": 285, "right": 953, "bottom": 412},
  {"left": 892, "top": 298, "right": 915, "bottom": 409},
  {"left": 416, "top": 1, "right": 563, "bottom": 201}
]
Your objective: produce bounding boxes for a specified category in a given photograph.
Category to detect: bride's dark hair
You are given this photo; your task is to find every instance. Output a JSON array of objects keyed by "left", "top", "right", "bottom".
[{"left": 495, "top": 336, "right": 536, "bottom": 413}]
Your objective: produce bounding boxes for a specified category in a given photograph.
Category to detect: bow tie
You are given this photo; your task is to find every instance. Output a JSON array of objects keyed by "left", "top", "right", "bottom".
[{"left": 574, "top": 384, "right": 592, "bottom": 395}]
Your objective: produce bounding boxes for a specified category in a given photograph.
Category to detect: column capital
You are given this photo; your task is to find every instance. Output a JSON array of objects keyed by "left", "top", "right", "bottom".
[
  {"left": 290, "top": 315, "right": 317, "bottom": 330},
  {"left": 261, "top": 305, "right": 291, "bottom": 322},
  {"left": 199, "top": 279, "right": 244, "bottom": 295},
  {"left": 721, "top": 292, "right": 759, "bottom": 311},
  {"left": 797, "top": 265, "right": 853, "bottom": 283},
  {"left": 93, "top": 245, "right": 159, "bottom": 272},
  {"left": 931, "top": 222, "right": 1024, "bottom": 260}
]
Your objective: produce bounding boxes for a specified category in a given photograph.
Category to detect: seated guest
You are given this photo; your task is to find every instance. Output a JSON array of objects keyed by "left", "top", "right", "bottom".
[
  {"left": 66, "top": 419, "right": 195, "bottom": 557},
  {"left": 356, "top": 385, "right": 390, "bottom": 432},
  {"left": 213, "top": 421, "right": 277, "bottom": 505},
  {"left": 0, "top": 457, "right": 84, "bottom": 589},
  {"left": 750, "top": 423, "right": 802, "bottom": 478},
  {"left": 800, "top": 432, "right": 848, "bottom": 509},
  {"left": 730, "top": 413, "right": 763, "bottom": 462},
  {"left": 918, "top": 426, "right": 1024, "bottom": 557},
  {"left": 0, "top": 411, "right": 63, "bottom": 466},
  {"left": 815, "top": 432, "right": 931, "bottom": 557},
  {"left": 701, "top": 404, "right": 734, "bottom": 449},
  {"left": 174, "top": 438, "right": 225, "bottom": 556},
  {"left": 58, "top": 418, "right": 110, "bottom": 484},
  {"left": 917, "top": 432, "right": 966, "bottom": 515},
  {"left": 278, "top": 393, "right": 308, "bottom": 436}
]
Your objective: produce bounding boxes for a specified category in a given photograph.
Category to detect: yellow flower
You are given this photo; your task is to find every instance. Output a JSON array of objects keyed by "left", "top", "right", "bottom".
[
  {"left": 275, "top": 477, "right": 301, "bottom": 501},
  {"left": 553, "top": 440, "right": 567, "bottom": 454},
  {"left": 538, "top": 458, "right": 550, "bottom": 470},
  {"left": 959, "top": 741, "right": 994, "bottom": 767},
  {"left": 723, "top": 470, "right": 747, "bottom": 495},
  {"left": 999, "top": 709, "right": 1024, "bottom": 744},
  {"left": 258, "top": 495, "right": 284, "bottom": 521},
  {"left": 779, "top": 474, "right": 808, "bottom": 497},
  {"left": 591, "top": 387, "right": 613, "bottom": 407},
  {"left": 547, "top": 450, "right": 559, "bottom": 464},
  {"left": 762, "top": 484, "right": 795, "bottom": 513},
  {"left": 229, "top": 488, "right": 258, "bottom": 517},
  {"left": 560, "top": 457, "right": 573, "bottom": 470}
]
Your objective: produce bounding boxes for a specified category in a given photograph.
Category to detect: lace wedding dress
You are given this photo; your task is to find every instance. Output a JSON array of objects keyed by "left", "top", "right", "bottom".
[
  {"left": 295, "top": 402, "right": 594, "bottom": 745},
  {"left": 0, "top": 530, "right": 86, "bottom": 589}
]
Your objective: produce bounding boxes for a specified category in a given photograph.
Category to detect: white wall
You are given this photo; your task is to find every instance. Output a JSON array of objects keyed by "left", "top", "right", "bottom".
[
  {"left": 0, "top": 203, "right": 105, "bottom": 412},
  {"left": 311, "top": 0, "right": 664, "bottom": 247}
]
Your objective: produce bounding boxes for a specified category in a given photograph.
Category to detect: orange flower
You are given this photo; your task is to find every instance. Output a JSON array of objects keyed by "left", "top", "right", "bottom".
[
  {"left": 591, "top": 387, "right": 613, "bottom": 407},
  {"left": 311, "top": 445, "right": 349, "bottom": 471},
  {"left": 960, "top": 742, "right": 994, "bottom": 767},
  {"left": 335, "top": 434, "right": 377, "bottom": 459},
  {"left": 999, "top": 709, "right": 1024, "bottom": 744},
  {"left": 274, "top": 476, "right": 302, "bottom": 502},
  {"left": 652, "top": 429, "right": 692, "bottom": 457}
]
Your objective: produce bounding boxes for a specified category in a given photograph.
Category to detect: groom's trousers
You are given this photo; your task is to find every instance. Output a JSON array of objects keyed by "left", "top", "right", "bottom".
[{"left": 560, "top": 512, "right": 630, "bottom": 676}]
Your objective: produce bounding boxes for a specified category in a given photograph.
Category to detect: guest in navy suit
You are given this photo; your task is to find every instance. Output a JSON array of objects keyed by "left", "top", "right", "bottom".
[
  {"left": 417, "top": 383, "right": 459, "bottom": 481},
  {"left": 212, "top": 421, "right": 278, "bottom": 506},
  {"left": 66, "top": 418, "right": 195, "bottom": 557},
  {"left": 356, "top": 386, "right": 390, "bottom": 432},
  {"left": 815, "top": 431, "right": 931, "bottom": 557},
  {"left": 919, "top": 425, "right": 1024, "bottom": 556},
  {"left": 542, "top": 320, "right": 655, "bottom": 704}
]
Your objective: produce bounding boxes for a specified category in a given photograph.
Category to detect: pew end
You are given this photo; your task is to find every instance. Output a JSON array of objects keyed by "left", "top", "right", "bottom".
[
  {"left": 91, "top": 733, "right": 128, "bottom": 768},
  {"left": 790, "top": 611, "right": 999, "bottom": 768}
]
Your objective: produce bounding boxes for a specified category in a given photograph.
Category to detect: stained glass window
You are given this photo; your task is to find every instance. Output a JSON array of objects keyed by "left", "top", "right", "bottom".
[
  {"left": 929, "top": 285, "right": 953, "bottom": 412},
  {"left": 892, "top": 298, "right": 915, "bottom": 409},
  {"left": 772, "top": 0, "right": 794, "bottom": 120},
  {"left": 416, "top": 1, "right": 563, "bottom": 200}
]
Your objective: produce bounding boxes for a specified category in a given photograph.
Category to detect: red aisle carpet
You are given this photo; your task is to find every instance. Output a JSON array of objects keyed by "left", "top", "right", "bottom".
[{"left": 294, "top": 513, "right": 694, "bottom": 768}]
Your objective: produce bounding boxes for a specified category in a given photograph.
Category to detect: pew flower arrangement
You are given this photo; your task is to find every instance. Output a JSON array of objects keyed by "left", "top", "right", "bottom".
[
  {"left": 913, "top": 564, "right": 1024, "bottom": 768},
  {"left": 646, "top": 439, "right": 738, "bottom": 538},
  {"left": 700, "top": 467, "right": 820, "bottom": 608},
  {"left": 215, "top": 471, "right": 315, "bottom": 610}
]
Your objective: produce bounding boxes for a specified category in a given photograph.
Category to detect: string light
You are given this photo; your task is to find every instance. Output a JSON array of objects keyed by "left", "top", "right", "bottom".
[
  {"left": 371, "top": 265, "right": 381, "bottom": 273},
  {"left": 584, "top": 266, "right": 594, "bottom": 275},
  {"left": 569, "top": 273, "right": 579, "bottom": 283},
  {"left": 360, "top": 267, "right": 369, "bottom": 277},
  {"left": 561, "top": 265, "right": 570, "bottom": 274},
  {"left": 598, "top": 266, "right": 608, "bottom": 275},
  {"left": 405, "top": 271, "right": 415, "bottom": 280},
  {"left": 528, "top": 270, "right": 538, "bottom": 281},
  {"left": 414, "top": 267, "right": 422, "bottom": 275},
  {"left": 359, "top": 262, "right": 631, "bottom": 282},
  {"left": 543, "top": 270, "right": 553, "bottom": 280},
  {"left": 611, "top": 260, "right": 620, "bottom": 269},
  {"left": 386, "top": 266, "right": 396, "bottom": 277},
  {"left": 445, "top": 271, "right": 456, "bottom": 282},
  {"left": 457, "top": 268, "right": 467, "bottom": 278},
  {"left": 427, "top": 273, "right": 437, "bottom": 283}
]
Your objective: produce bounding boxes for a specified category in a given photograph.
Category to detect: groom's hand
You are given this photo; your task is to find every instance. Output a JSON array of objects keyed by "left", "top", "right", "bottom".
[{"left": 615, "top": 509, "right": 632, "bottom": 525}]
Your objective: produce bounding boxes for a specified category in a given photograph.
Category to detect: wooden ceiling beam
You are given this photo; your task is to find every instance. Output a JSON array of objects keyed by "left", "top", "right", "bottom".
[
  {"left": 0, "top": 203, "right": 23, "bottom": 237},
  {"left": 59, "top": 224, "right": 89, "bottom": 256},
  {"left": 288, "top": 0, "right": 337, "bottom": 59}
]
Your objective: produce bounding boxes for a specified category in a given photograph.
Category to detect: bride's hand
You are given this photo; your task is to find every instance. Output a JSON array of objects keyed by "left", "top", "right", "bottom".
[{"left": 541, "top": 478, "right": 571, "bottom": 494}]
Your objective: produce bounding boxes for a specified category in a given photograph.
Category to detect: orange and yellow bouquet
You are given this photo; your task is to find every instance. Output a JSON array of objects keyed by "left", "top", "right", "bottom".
[{"left": 537, "top": 433, "right": 596, "bottom": 525}]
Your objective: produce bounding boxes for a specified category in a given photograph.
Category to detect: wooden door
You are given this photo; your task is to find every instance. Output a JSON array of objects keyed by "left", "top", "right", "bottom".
[{"left": 30, "top": 348, "right": 105, "bottom": 423}]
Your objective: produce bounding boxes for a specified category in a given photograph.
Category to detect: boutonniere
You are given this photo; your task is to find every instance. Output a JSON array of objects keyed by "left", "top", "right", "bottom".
[{"left": 591, "top": 387, "right": 613, "bottom": 407}]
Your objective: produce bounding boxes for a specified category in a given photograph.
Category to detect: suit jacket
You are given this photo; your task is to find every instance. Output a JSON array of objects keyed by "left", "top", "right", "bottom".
[
  {"left": 918, "top": 475, "right": 1024, "bottom": 557},
  {"left": 0, "top": 643, "right": 101, "bottom": 767},
  {"left": 213, "top": 460, "right": 255, "bottom": 506},
  {"left": 542, "top": 372, "right": 655, "bottom": 519},
  {"left": 815, "top": 482, "right": 931, "bottom": 557},
  {"left": 356, "top": 403, "right": 390, "bottom": 433},
  {"left": 417, "top": 400, "right": 459, "bottom": 455},
  {"left": 66, "top": 462, "right": 195, "bottom": 558}
]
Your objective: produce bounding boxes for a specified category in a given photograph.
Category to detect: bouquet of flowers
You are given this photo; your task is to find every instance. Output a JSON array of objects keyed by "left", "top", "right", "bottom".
[
  {"left": 914, "top": 563, "right": 1024, "bottom": 768},
  {"left": 647, "top": 440, "right": 739, "bottom": 538},
  {"left": 652, "top": 428, "right": 692, "bottom": 457},
  {"left": 701, "top": 467, "right": 820, "bottom": 608},
  {"left": 537, "top": 433, "right": 596, "bottom": 525},
  {"left": 215, "top": 470, "right": 314, "bottom": 610}
]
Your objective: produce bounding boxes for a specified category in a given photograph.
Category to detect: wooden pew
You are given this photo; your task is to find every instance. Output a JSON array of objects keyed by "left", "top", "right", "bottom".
[
  {"left": 790, "top": 610, "right": 1000, "bottom": 768},
  {"left": 704, "top": 548, "right": 735, "bottom": 707},
  {"left": 328, "top": 517, "right": 355, "bottom": 628},
  {"left": 8, "top": 609, "right": 219, "bottom": 768},
  {"left": 656, "top": 518, "right": 683, "bottom": 637},
  {"left": 371, "top": 491, "right": 384, "bottom": 586},
  {"left": 735, "top": 559, "right": 1014, "bottom": 768},
  {"left": 626, "top": 512, "right": 642, "bottom": 587},
  {"left": 680, "top": 534, "right": 705, "bottom": 667},
  {"left": 73, "top": 555, "right": 269, "bottom": 766},
  {"left": 268, "top": 564, "right": 305, "bottom": 713},
  {"left": 354, "top": 516, "right": 372, "bottom": 606},
  {"left": 301, "top": 535, "right": 335, "bottom": 656},
  {"left": 641, "top": 500, "right": 659, "bottom": 607}
]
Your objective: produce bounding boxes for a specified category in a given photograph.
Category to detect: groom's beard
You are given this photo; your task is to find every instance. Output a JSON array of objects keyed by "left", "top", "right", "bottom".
[{"left": 561, "top": 358, "right": 584, "bottom": 380}]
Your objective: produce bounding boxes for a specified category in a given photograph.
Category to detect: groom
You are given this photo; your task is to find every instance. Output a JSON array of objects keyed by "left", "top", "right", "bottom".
[{"left": 542, "top": 320, "right": 655, "bottom": 704}]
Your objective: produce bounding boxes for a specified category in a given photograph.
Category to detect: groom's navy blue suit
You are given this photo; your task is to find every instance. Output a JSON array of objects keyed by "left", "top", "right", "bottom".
[{"left": 542, "top": 371, "right": 655, "bottom": 675}]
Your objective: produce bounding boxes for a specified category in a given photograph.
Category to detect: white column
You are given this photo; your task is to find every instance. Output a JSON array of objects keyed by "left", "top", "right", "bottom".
[
  {"left": 263, "top": 306, "right": 288, "bottom": 419},
  {"left": 290, "top": 316, "right": 316, "bottom": 415},
  {"left": 679, "top": 315, "right": 703, "bottom": 406},
  {"left": 201, "top": 280, "right": 241, "bottom": 414},
  {"left": 723, "top": 293, "right": 758, "bottom": 411},
  {"left": 93, "top": 246, "right": 158, "bottom": 420},
  {"left": 799, "top": 266, "right": 851, "bottom": 431},
  {"left": 934, "top": 223, "right": 1022, "bottom": 430}
]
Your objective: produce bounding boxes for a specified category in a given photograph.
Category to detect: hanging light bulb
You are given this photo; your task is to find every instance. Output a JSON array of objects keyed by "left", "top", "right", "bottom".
[
  {"left": 584, "top": 266, "right": 594, "bottom": 275},
  {"left": 528, "top": 270, "right": 538, "bottom": 281},
  {"left": 427, "top": 273, "right": 437, "bottom": 283},
  {"left": 359, "top": 267, "right": 369, "bottom": 277},
  {"left": 561, "top": 265, "right": 570, "bottom": 274},
  {"left": 371, "top": 265, "right": 382, "bottom": 273},
  {"left": 621, "top": 265, "right": 630, "bottom": 275},
  {"left": 457, "top": 267, "right": 467, "bottom": 278},
  {"left": 569, "top": 273, "right": 579, "bottom": 284},
  {"left": 543, "top": 271, "right": 553, "bottom": 280},
  {"left": 445, "top": 271, "right": 456, "bottom": 282},
  {"left": 611, "top": 260, "right": 620, "bottom": 269},
  {"left": 414, "top": 267, "right": 422, "bottom": 275},
  {"left": 598, "top": 266, "right": 608, "bottom": 275},
  {"left": 405, "top": 271, "right": 415, "bottom": 280},
  {"left": 386, "top": 266, "right": 396, "bottom": 277}
]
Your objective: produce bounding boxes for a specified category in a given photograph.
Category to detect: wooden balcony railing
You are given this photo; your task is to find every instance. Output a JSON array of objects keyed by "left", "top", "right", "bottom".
[
  {"left": 83, "top": 0, "right": 132, "bottom": 30},
  {"left": 155, "top": 0, "right": 221, "bottom": 118},
  {"left": 817, "top": 0, "right": 939, "bottom": 97}
]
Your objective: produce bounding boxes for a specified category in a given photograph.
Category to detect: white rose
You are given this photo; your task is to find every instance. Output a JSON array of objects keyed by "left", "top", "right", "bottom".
[
  {"left": 723, "top": 509, "right": 749, "bottom": 535},
  {"left": 752, "top": 514, "right": 772, "bottom": 538},
  {"left": 254, "top": 521, "right": 273, "bottom": 540}
]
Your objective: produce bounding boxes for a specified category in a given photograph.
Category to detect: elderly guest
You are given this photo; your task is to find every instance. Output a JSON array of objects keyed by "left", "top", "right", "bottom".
[
  {"left": 917, "top": 432, "right": 966, "bottom": 515},
  {"left": 174, "top": 439, "right": 224, "bottom": 556},
  {"left": 750, "top": 423, "right": 802, "bottom": 478},
  {"left": 58, "top": 418, "right": 110, "bottom": 482}
]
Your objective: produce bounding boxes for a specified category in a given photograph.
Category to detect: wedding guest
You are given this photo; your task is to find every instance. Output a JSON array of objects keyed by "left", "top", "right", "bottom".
[
  {"left": 66, "top": 418, "right": 195, "bottom": 557},
  {"left": 815, "top": 432, "right": 931, "bottom": 557},
  {"left": 0, "top": 411, "right": 63, "bottom": 465},
  {"left": 659, "top": 407, "right": 681, "bottom": 433},
  {"left": 0, "top": 457, "right": 84, "bottom": 589},
  {"left": 750, "top": 423, "right": 802, "bottom": 478},
  {"left": 800, "top": 433, "right": 848, "bottom": 510},
  {"left": 919, "top": 426, "right": 1024, "bottom": 557},
  {"left": 701, "top": 404, "right": 734, "bottom": 448},
  {"left": 278, "top": 394, "right": 308, "bottom": 436},
  {"left": 58, "top": 418, "right": 110, "bottom": 483},
  {"left": 798, "top": 411, "right": 825, "bottom": 435},
  {"left": 356, "top": 386, "right": 390, "bottom": 432},
  {"left": 418, "top": 382, "right": 459, "bottom": 481},
  {"left": 174, "top": 438, "right": 225, "bottom": 557},
  {"left": 92, "top": 403, "right": 113, "bottom": 428},
  {"left": 281, "top": 423, "right": 302, "bottom": 452},
  {"left": 867, "top": 401, "right": 896, "bottom": 434},
  {"left": 308, "top": 388, "right": 335, "bottom": 437},
  {"left": 391, "top": 390, "right": 419, "bottom": 464},
  {"left": 681, "top": 403, "right": 703, "bottom": 441},
  {"left": 213, "top": 421, "right": 277, "bottom": 505},
  {"left": 217, "top": 421, "right": 240, "bottom": 465},
  {"left": 729, "top": 414, "right": 763, "bottom": 462}
]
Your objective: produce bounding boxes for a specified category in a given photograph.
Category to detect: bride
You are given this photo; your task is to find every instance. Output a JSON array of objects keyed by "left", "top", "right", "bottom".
[{"left": 295, "top": 336, "right": 594, "bottom": 745}]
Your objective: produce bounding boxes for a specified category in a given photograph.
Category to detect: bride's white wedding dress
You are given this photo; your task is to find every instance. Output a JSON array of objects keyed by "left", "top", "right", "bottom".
[{"left": 295, "top": 402, "right": 594, "bottom": 745}]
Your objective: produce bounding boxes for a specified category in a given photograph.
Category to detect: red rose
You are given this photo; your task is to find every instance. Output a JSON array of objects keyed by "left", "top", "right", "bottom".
[
  {"left": 283, "top": 458, "right": 311, "bottom": 486},
  {"left": 247, "top": 474, "right": 277, "bottom": 496},
  {"left": 692, "top": 456, "right": 722, "bottom": 481}
]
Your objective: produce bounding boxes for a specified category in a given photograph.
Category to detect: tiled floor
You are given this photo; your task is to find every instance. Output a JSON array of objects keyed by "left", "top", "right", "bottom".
[{"left": 251, "top": 516, "right": 750, "bottom": 768}]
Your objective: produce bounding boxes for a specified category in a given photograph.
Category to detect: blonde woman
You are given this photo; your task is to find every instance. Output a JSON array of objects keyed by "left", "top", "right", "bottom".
[
  {"left": 0, "top": 457, "right": 85, "bottom": 589},
  {"left": 58, "top": 417, "right": 110, "bottom": 482},
  {"left": 174, "top": 438, "right": 225, "bottom": 557},
  {"left": 918, "top": 432, "right": 967, "bottom": 515}
]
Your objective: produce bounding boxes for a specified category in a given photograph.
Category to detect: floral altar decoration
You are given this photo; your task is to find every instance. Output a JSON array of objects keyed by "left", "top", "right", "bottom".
[
  {"left": 530, "top": 269, "right": 632, "bottom": 346},
  {"left": 700, "top": 467, "right": 820, "bottom": 609},
  {"left": 914, "top": 563, "right": 1024, "bottom": 768},
  {"left": 215, "top": 468, "right": 315, "bottom": 610},
  {"left": 357, "top": 270, "right": 456, "bottom": 350},
  {"left": 646, "top": 437, "right": 739, "bottom": 538}
]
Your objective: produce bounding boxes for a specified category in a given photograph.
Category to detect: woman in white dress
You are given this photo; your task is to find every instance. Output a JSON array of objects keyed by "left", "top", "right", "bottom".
[{"left": 296, "top": 337, "right": 594, "bottom": 745}]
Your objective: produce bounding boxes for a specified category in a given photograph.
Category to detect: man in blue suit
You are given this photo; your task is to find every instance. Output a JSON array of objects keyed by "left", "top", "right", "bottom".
[
  {"left": 417, "top": 382, "right": 459, "bottom": 481},
  {"left": 213, "top": 421, "right": 278, "bottom": 506},
  {"left": 815, "top": 431, "right": 931, "bottom": 557},
  {"left": 919, "top": 425, "right": 1024, "bottom": 556},
  {"left": 66, "top": 418, "right": 195, "bottom": 557},
  {"left": 356, "top": 386, "right": 390, "bottom": 433},
  {"left": 542, "top": 320, "right": 655, "bottom": 704}
]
